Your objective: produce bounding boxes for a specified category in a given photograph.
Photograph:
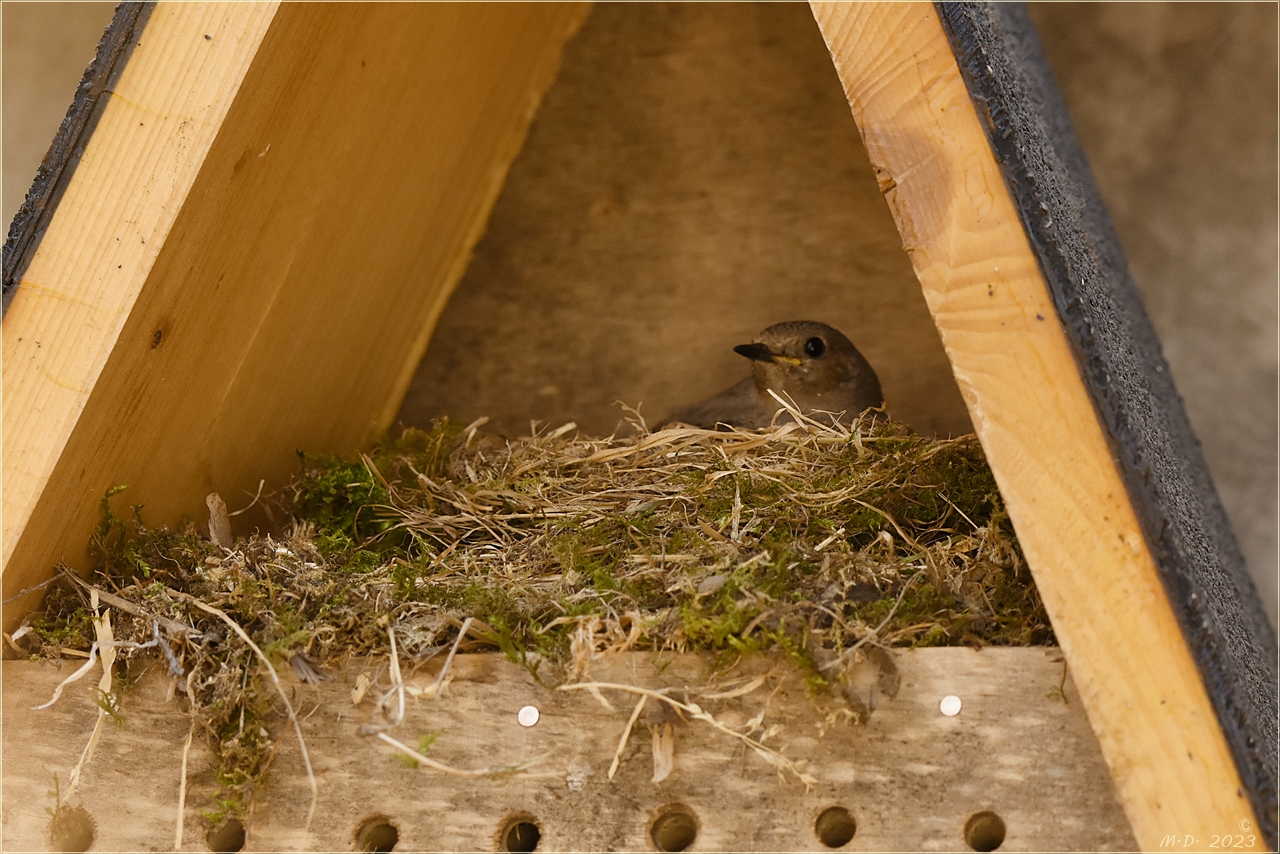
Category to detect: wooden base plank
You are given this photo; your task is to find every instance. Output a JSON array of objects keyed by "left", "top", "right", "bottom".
[
  {"left": 2, "top": 649, "right": 1134, "bottom": 851},
  {"left": 808, "top": 3, "right": 1266, "bottom": 848}
]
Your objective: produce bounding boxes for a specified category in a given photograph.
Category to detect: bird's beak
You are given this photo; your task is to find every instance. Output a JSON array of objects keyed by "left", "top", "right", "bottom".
[{"left": 734, "top": 343, "right": 802, "bottom": 366}]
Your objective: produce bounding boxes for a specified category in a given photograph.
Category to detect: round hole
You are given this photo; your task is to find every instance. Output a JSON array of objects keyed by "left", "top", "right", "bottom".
[
  {"left": 965, "top": 811, "right": 1006, "bottom": 852},
  {"left": 355, "top": 816, "right": 399, "bottom": 852},
  {"left": 49, "top": 805, "right": 95, "bottom": 853},
  {"left": 815, "top": 806, "right": 857, "bottom": 848},
  {"left": 207, "top": 818, "right": 246, "bottom": 853},
  {"left": 650, "top": 805, "right": 698, "bottom": 852},
  {"left": 499, "top": 816, "right": 541, "bottom": 853}
]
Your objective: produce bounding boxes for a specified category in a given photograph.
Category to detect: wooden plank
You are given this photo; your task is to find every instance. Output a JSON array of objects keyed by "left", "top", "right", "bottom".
[
  {"left": 3, "top": 0, "right": 280, "bottom": 615},
  {"left": 808, "top": 3, "right": 1267, "bottom": 850},
  {"left": 2, "top": 649, "right": 1135, "bottom": 851},
  {"left": 933, "top": 5, "right": 1278, "bottom": 843},
  {"left": 2, "top": 3, "right": 590, "bottom": 629}
]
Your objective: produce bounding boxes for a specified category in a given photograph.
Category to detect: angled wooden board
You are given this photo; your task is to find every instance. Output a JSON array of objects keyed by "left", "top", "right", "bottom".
[
  {"left": 809, "top": 2, "right": 1276, "bottom": 849},
  {"left": 932, "top": 8, "right": 1278, "bottom": 844},
  {"left": 2, "top": 2, "right": 590, "bottom": 630}
]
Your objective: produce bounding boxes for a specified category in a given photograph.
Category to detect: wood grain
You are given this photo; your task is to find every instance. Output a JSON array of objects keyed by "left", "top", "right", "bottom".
[
  {"left": 2, "top": 3, "right": 589, "bottom": 628},
  {"left": 809, "top": 3, "right": 1262, "bottom": 849},
  {"left": 3, "top": 1, "right": 279, "bottom": 614},
  {"left": 2, "top": 649, "right": 1134, "bottom": 851}
]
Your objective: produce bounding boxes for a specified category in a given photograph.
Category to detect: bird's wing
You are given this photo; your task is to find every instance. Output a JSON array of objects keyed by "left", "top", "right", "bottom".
[{"left": 662, "top": 377, "right": 773, "bottom": 429}]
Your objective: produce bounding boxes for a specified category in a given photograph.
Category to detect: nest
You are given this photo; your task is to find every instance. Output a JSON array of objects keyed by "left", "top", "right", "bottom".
[{"left": 21, "top": 408, "right": 1053, "bottom": 819}]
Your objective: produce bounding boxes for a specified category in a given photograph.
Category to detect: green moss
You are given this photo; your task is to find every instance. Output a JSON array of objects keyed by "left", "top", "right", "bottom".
[
  {"left": 29, "top": 607, "right": 94, "bottom": 654},
  {"left": 292, "top": 452, "right": 394, "bottom": 542},
  {"left": 391, "top": 731, "right": 442, "bottom": 769},
  {"left": 29, "top": 416, "right": 1053, "bottom": 825}
]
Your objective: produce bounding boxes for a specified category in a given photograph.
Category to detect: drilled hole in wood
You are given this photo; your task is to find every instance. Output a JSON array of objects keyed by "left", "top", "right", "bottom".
[
  {"left": 965, "top": 811, "right": 1006, "bottom": 852},
  {"left": 355, "top": 816, "right": 399, "bottom": 852},
  {"left": 815, "top": 806, "right": 857, "bottom": 848},
  {"left": 650, "top": 805, "right": 698, "bottom": 852},
  {"left": 49, "top": 805, "right": 95, "bottom": 853},
  {"left": 207, "top": 818, "right": 246, "bottom": 853},
  {"left": 498, "top": 815, "right": 541, "bottom": 852}
]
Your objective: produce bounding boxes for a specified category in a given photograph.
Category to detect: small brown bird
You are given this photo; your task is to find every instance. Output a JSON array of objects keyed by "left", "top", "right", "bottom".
[{"left": 665, "top": 321, "right": 883, "bottom": 429}]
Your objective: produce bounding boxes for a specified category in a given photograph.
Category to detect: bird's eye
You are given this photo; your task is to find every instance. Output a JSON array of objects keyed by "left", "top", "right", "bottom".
[{"left": 804, "top": 337, "right": 826, "bottom": 358}]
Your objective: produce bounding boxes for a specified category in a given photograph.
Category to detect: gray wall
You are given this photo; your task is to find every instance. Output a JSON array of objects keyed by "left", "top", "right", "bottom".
[
  {"left": 2, "top": 2, "right": 117, "bottom": 227},
  {"left": 5, "top": 3, "right": 1274, "bottom": 623}
]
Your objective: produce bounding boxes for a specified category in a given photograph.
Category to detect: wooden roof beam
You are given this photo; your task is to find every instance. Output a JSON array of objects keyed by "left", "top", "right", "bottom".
[{"left": 810, "top": 2, "right": 1276, "bottom": 847}]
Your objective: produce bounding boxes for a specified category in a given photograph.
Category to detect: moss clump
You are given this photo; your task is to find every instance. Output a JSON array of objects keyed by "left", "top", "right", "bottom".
[{"left": 25, "top": 414, "right": 1052, "bottom": 818}]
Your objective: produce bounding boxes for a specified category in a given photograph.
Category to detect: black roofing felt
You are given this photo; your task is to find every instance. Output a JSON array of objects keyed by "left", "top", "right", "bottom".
[
  {"left": 936, "top": 2, "right": 1278, "bottom": 842},
  {"left": 2, "top": 2, "right": 147, "bottom": 312}
]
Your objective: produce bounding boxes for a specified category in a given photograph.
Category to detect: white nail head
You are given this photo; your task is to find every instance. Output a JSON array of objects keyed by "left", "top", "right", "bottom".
[
  {"left": 940, "top": 695, "right": 962, "bottom": 717},
  {"left": 518, "top": 705, "right": 540, "bottom": 727}
]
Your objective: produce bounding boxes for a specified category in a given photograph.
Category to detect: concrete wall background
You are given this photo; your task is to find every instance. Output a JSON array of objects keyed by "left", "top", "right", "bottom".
[
  {"left": 2, "top": 2, "right": 116, "bottom": 227},
  {"left": 5, "top": 3, "right": 1274, "bottom": 623}
]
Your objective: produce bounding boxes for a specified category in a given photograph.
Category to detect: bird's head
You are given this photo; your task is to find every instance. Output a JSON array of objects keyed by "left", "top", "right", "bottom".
[{"left": 735, "top": 320, "right": 882, "bottom": 411}]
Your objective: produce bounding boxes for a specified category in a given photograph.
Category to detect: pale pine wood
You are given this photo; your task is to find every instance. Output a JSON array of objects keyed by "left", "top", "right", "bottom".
[
  {"left": 809, "top": 3, "right": 1260, "bottom": 849},
  {"left": 2, "top": 3, "right": 590, "bottom": 627},
  {"left": 3, "top": 1, "right": 280, "bottom": 613},
  {"left": 2, "top": 649, "right": 1134, "bottom": 850}
]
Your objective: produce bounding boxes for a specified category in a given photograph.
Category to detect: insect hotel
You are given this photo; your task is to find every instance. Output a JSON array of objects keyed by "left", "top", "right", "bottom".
[{"left": 3, "top": 3, "right": 1274, "bottom": 852}]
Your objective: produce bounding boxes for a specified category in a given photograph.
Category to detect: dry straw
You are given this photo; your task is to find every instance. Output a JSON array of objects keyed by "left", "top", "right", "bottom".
[{"left": 22, "top": 408, "right": 1052, "bottom": 820}]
